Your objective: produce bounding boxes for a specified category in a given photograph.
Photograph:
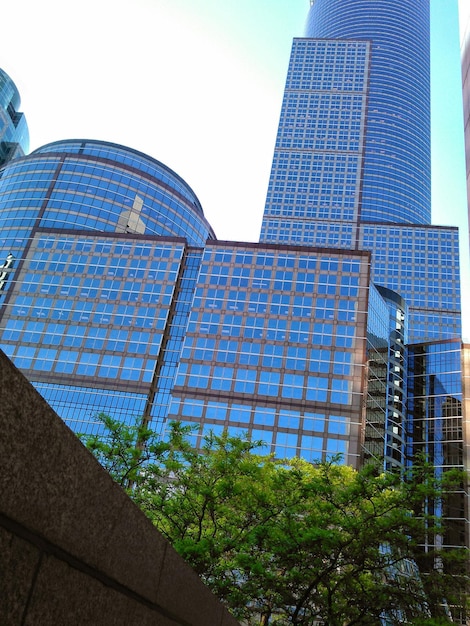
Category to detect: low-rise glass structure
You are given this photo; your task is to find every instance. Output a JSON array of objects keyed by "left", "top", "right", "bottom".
[
  {"left": 0, "top": 140, "right": 214, "bottom": 432},
  {"left": 168, "top": 241, "right": 370, "bottom": 467}
]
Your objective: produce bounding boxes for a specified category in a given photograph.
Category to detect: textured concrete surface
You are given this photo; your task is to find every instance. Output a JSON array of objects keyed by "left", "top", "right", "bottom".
[{"left": 0, "top": 350, "right": 240, "bottom": 625}]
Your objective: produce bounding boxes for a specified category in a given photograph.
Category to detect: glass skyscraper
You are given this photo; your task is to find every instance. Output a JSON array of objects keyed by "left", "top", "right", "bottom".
[
  {"left": 261, "top": 0, "right": 460, "bottom": 343},
  {"left": 305, "top": 0, "right": 430, "bottom": 225}
]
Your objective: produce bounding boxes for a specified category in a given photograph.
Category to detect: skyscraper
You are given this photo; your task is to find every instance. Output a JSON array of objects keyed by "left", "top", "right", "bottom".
[
  {"left": 261, "top": 0, "right": 461, "bottom": 343},
  {"left": 306, "top": 0, "right": 431, "bottom": 226},
  {"left": 258, "top": 0, "right": 468, "bottom": 588}
]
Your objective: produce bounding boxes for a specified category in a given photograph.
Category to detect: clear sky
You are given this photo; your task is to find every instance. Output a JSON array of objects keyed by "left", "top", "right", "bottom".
[{"left": 1, "top": 0, "right": 469, "bottom": 331}]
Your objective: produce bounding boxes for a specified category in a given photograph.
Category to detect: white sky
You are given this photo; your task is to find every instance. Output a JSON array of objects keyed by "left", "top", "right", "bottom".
[
  {"left": 2, "top": 0, "right": 308, "bottom": 242},
  {"left": 1, "top": 0, "right": 469, "bottom": 333}
]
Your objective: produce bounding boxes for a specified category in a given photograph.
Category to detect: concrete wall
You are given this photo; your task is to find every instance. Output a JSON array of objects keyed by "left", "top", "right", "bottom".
[{"left": 0, "top": 350, "right": 240, "bottom": 625}]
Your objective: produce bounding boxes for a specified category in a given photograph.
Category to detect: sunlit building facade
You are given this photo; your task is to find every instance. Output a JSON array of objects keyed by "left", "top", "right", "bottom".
[
  {"left": 0, "top": 140, "right": 215, "bottom": 430},
  {"left": 261, "top": 3, "right": 461, "bottom": 343},
  {"left": 0, "top": 135, "right": 465, "bottom": 483},
  {"left": 305, "top": 0, "right": 431, "bottom": 226},
  {"left": 167, "top": 241, "right": 370, "bottom": 467},
  {"left": 408, "top": 340, "right": 470, "bottom": 623},
  {"left": 0, "top": 140, "right": 372, "bottom": 469},
  {"left": 258, "top": 0, "right": 469, "bottom": 595}
]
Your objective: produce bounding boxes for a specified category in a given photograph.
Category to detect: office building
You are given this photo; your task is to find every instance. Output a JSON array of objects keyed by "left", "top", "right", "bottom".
[
  {"left": 261, "top": 1, "right": 461, "bottom": 343},
  {"left": 0, "top": 69, "right": 29, "bottom": 167},
  {"left": 0, "top": 138, "right": 374, "bottom": 468},
  {"left": 0, "top": 139, "right": 215, "bottom": 429},
  {"left": 305, "top": 0, "right": 430, "bottom": 226}
]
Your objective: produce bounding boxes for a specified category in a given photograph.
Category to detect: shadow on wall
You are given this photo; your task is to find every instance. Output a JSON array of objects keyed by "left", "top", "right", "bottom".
[{"left": 0, "top": 350, "right": 239, "bottom": 626}]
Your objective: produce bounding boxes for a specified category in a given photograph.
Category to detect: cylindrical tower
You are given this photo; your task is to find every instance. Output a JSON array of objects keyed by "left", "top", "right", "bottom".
[{"left": 306, "top": 0, "right": 431, "bottom": 225}]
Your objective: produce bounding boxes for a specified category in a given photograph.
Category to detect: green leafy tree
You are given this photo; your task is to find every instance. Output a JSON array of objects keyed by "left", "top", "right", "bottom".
[
  {"left": 79, "top": 412, "right": 169, "bottom": 487},
  {"left": 80, "top": 416, "right": 466, "bottom": 625}
]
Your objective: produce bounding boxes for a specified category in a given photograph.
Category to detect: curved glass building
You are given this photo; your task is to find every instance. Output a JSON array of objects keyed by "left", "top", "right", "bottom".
[
  {"left": 0, "top": 139, "right": 214, "bottom": 252},
  {"left": 0, "top": 139, "right": 215, "bottom": 306},
  {"left": 0, "top": 69, "right": 29, "bottom": 166},
  {"left": 0, "top": 139, "right": 214, "bottom": 432},
  {"left": 306, "top": 0, "right": 430, "bottom": 225}
]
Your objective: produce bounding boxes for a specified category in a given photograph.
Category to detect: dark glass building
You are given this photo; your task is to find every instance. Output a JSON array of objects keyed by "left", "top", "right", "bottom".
[{"left": 0, "top": 69, "right": 29, "bottom": 166}]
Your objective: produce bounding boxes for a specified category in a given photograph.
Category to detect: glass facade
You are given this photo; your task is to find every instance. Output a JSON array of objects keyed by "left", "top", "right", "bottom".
[
  {"left": 360, "top": 224, "right": 461, "bottom": 342},
  {"left": 0, "top": 69, "right": 29, "bottom": 166},
  {"left": 0, "top": 137, "right": 371, "bottom": 467},
  {"left": 0, "top": 134, "right": 374, "bottom": 468},
  {"left": 260, "top": 22, "right": 461, "bottom": 344},
  {"left": 408, "top": 340, "right": 470, "bottom": 579},
  {"left": 0, "top": 140, "right": 214, "bottom": 435},
  {"left": 364, "top": 285, "right": 408, "bottom": 471},
  {"left": 261, "top": 38, "right": 369, "bottom": 249},
  {"left": 168, "top": 242, "right": 370, "bottom": 467},
  {"left": 258, "top": 1, "right": 468, "bottom": 601},
  {"left": 0, "top": 139, "right": 215, "bottom": 307},
  {"left": 306, "top": 0, "right": 430, "bottom": 226},
  {"left": 0, "top": 230, "right": 186, "bottom": 432}
]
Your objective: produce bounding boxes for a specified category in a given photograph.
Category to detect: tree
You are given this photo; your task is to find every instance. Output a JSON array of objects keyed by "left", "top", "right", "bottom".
[{"left": 80, "top": 416, "right": 466, "bottom": 625}]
